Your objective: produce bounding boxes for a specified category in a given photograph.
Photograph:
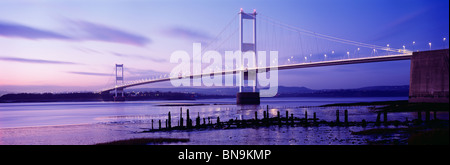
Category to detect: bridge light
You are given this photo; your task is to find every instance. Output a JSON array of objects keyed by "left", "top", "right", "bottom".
[
  {"left": 444, "top": 38, "right": 447, "bottom": 49},
  {"left": 429, "top": 42, "right": 432, "bottom": 50},
  {"left": 386, "top": 44, "right": 390, "bottom": 55}
]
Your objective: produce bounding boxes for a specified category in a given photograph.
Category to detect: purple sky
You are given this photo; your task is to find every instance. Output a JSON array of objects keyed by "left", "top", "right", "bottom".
[{"left": 0, "top": 0, "right": 448, "bottom": 93}]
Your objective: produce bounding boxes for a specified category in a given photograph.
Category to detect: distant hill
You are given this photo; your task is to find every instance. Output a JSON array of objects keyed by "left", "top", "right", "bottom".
[
  {"left": 0, "top": 85, "right": 410, "bottom": 103},
  {"left": 126, "top": 85, "right": 409, "bottom": 97},
  {"left": 355, "top": 85, "right": 410, "bottom": 91}
]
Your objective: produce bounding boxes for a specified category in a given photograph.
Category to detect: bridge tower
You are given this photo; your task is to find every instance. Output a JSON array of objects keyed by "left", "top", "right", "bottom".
[
  {"left": 237, "top": 9, "right": 260, "bottom": 104},
  {"left": 115, "top": 64, "right": 124, "bottom": 100}
]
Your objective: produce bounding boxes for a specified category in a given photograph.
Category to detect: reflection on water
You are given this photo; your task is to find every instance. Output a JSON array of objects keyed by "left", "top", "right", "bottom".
[{"left": 0, "top": 97, "right": 447, "bottom": 145}]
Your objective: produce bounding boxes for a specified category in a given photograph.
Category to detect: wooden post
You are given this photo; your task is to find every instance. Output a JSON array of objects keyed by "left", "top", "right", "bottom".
[
  {"left": 286, "top": 111, "right": 289, "bottom": 124},
  {"left": 344, "top": 110, "right": 348, "bottom": 125},
  {"left": 151, "top": 119, "right": 154, "bottom": 130},
  {"left": 313, "top": 112, "right": 317, "bottom": 124},
  {"left": 217, "top": 116, "right": 220, "bottom": 126},
  {"left": 196, "top": 112, "right": 200, "bottom": 127},
  {"left": 304, "top": 110, "right": 308, "bottom": 123},
  {"left": 336, "top": 110, "right": 340, "bottom": 123},
  {"left": 203, "top": 118, "right": 206, "bottom": 125},
  {"left": 266, "top": 105, "right": 269, "bottom": 119},
  {"left": 277, "top": 111, "right": 281, "bottom": 125},
  {"left": 158, "top": 119, "right": 161, "bottom": 129},
  {"left": 168, "top": 111, "right": 171, "bottom": 129},
  {"left": 263, "top": 111, "right": 267, "bottom": 120},
  {"left": 180, "top": 108, "right": 183, "bottom": 127},
  {"left": 186, "top": 109, "right": 190, "bottom": 128},
  {"left": 208, "top": 117, "right": 211, "bottom": 124},
  {"left": 425, "top": 110, "right": 430, "bottom": 122},
  {"left": 417, "top": 111, "right": 422, "bottom": 122},
  {"left": 255, "top": 111, "right": 258, "bottom": 121},
  {"left": 376, "top": 112, "right": 381, "bottom": 125},
  {"left": 362, "top": 119, "right": 367, "bottom": 127},
  {"left": 383, "top": 110, "right": 388, "bottom": 124}
]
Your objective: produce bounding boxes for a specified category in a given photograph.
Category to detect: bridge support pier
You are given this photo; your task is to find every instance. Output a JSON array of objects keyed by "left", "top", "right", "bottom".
[
  {"left": 113, "top": 96, "right": 125, "bottom": 101},
  {"left": 409, "top": 49, "right": 449, "bottom": 103},
  {"left": 237, "top": 92, "right": 260, "bottom": 105},
  {"left": 113, "top": 88, "right": 125, "bottom": 101}
]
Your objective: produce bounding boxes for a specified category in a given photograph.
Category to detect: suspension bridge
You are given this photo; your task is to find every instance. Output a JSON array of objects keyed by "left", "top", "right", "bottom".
[{"left": 100, "top": 9, "right": 448, "bottom": 104}]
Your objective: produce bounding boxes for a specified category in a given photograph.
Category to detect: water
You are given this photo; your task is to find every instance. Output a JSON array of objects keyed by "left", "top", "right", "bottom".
[
  {"left": 0, "top": 97, "right": 405, "bottom": 128},
  {"left": 0, "top": 97, "right": 446, "bottom": 145}
]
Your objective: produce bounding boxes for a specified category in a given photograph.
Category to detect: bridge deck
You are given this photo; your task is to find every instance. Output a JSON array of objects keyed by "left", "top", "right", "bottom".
[{"left": 100, "top": 53, "right": 412, "bottom": 93}]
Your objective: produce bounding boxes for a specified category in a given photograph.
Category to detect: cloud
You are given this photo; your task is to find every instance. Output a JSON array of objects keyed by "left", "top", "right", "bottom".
[
  {"left": 69, "top": 20, "right": 151, "bottom": 46},
  {"left": 111, "top": 52, "right": 166, "bottom": 62},
  {"left": 0, "top": 20, "right": 151, "bottom": 47},
  {"left": 125, "top": 67, "right": 168, "bottom": 81},
  {"left": 0, "top": 21, "right": 71, "bottom": 40},
  {"left": 0, "top": 85, "right": 102, "bottom": 93},
  {"left": 66, "top": 71, "right": 112, "bottom": 77},
  {"left": 162, "top": 26, "right": 213, "bottom": 41},
  {"left": 0, "top": 56, "right": 78, "bottom": 65},
  {"left": 73, "top": 46, "right": 103, "bottom": 55},
  {"left": 126, "top": 67, "right": 167, "bottom": 76}
]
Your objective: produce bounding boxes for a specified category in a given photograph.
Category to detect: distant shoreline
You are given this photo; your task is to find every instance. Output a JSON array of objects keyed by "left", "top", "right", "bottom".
[
  {"left": 0, "top": 95, "right": 407, "bottom": 103},
  {"left": 0, "top": 85, "right": 410, "bottom": 103},
  {"left": 0, "top": 93, "right": 409, "bottom": 104}
]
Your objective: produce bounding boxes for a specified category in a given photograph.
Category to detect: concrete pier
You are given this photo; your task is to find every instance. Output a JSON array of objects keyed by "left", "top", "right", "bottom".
[
  {"left": 409, "top": 49, "right": 449, "bottom": 103},
  {"left": 236, "top": 92, "right": 260, "bottom": 104}
]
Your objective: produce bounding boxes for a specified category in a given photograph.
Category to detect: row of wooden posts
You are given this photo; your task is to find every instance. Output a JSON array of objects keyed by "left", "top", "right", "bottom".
[
  {"left": 149, "top": 106, "right": 351, "bottom": 131},
  {"left": 147, "top": 105, "right": 437, "bottom": 131},
  {"left": 150, "top": 108, "right": 219, "bottom": 130}
]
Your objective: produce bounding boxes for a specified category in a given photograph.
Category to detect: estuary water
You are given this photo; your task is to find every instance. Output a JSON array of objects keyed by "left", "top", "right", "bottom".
[{"left": 0, "top": 97, "right": 446, "bottom": 145}]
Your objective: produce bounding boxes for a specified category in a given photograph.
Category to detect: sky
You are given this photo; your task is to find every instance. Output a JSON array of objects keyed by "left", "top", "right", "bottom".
[{"left": 0, "top": 0, "right": 448, "bottom": 93}]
